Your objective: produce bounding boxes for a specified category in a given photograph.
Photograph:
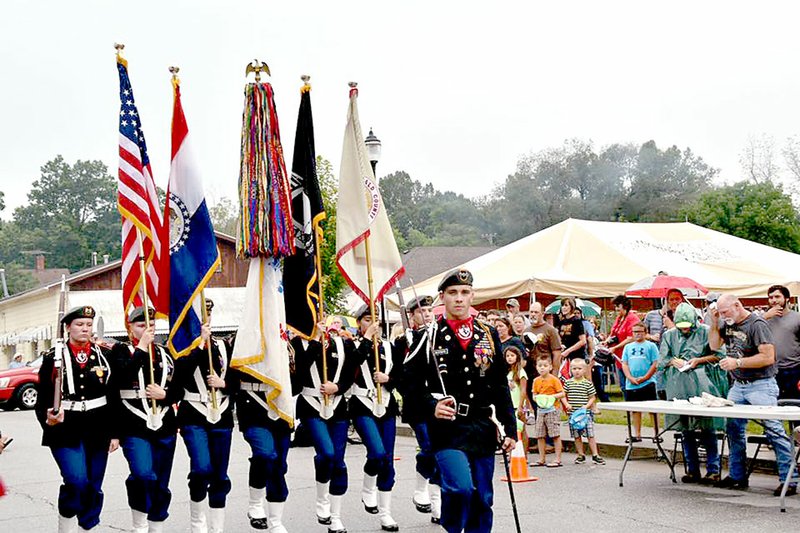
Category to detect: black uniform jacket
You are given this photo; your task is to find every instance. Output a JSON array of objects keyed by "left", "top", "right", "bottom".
[
  {"left": 293, "top": 335, "right": 358, "bottom": 422},
  {"left": 173, "top": 336, "right": 238, "bottom": 429},
  {"left": 404, "top": 318, "right": 515, "bottom": 455},
  {"left": 348, "top": 335, "right": 404, "bottom": 418},
  {"left": 234, "top": 368, "right": 293, "bottom": 434},
  {"left": 35, "top": 343, "right": 115, "bottom": 448},
  {"left": 109, "top": 341, "right": 178, "bottom": 439}
]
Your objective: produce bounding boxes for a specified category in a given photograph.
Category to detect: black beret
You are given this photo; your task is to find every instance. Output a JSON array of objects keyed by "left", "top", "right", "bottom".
[
  {"left": 437, "top": 268, "right": 474, "bottom": 292},
  {"left": 408, "top": 295, "right": 434, "bottom": 312},
  {"left": 205, "top": 298, "right": 214, "bottom": 311},
  {"left": 127, "top": 306, "right": 155, "bottom": 324},
  {"left": 355, "top": 303, "right": 379, "bottom": 322},
  {"left": 61, "top": 305, "right": 96, "bottom": 325}
]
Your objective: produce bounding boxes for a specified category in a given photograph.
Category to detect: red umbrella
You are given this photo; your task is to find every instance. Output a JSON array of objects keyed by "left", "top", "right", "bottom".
[
  {"left": 432, "top": 304, "right": 479, "bottom": 317},
  {"left": 625, "top": 275, "right": 708, "bottom": 298}
]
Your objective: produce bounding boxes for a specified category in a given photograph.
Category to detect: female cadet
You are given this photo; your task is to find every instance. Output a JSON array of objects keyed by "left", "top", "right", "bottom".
[
  {"left": 172, "top": 299, "right": 238, "bottom": 533},
  {"left": 234, "top": 352, "right": 292, "bottom": 532},
  {"left": 110, "top": 306, "right": 178, "bottom": 533},
  {"left": 35, "top": 305, "right": 118, "bottom": 533},
  {"left": 351, "top": 306, "right": 404, "bottom": 532},
  {"left": 294, "top": 320, "right": 358, "bottom": 533}
]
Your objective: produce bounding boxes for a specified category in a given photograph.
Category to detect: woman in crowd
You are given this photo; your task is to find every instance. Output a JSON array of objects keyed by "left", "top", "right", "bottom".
[
  {"left": 496, "top": 317, "right": 527, "bottom": 361},
  {"left": 604, "top": 294, "right": 642, "bottom": 398},
  {"left": 35, "top": 306, "right": 118, "bottom": 533},
  {"left": 554, "top": 297, "right": 588, "bottom": 366}
]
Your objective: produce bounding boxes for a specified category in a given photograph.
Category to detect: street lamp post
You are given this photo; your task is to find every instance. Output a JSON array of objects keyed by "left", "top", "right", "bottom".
[{"left": 364, "top": 128, "right": 389, "bottom": 335}]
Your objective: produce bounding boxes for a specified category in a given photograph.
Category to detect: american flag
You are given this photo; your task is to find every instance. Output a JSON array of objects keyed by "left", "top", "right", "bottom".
[{"left": 116, "top": 55, "right": 167, "bottom": 318}]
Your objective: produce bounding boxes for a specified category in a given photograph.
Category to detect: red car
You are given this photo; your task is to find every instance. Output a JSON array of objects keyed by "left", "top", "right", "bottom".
[{"left": 0, "top": 356, "right": 42, "bottom": 410}]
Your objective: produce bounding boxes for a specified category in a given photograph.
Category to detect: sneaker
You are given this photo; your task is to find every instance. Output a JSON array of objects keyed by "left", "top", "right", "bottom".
[
  {"left": 681, "top": 473, "right": 701, "bottom": 484},
  {"left": 574, "top": 455, "right": 586, "bottom": 464},
  {"left": 773, "top": 484, "right": 798, "bottom": 497},
  {"left": 592, "top": 455, "right": 606, "bottom": 465},
  {"left": 700, "top": 472, "right": 721, "bottom": 485},
  {"left": 714, "top": 476, "right": 749, "bottom": 490}
]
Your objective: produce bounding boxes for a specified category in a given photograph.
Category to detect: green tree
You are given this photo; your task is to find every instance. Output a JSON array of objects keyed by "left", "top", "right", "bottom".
[
  {"left": 9, "top": 156, "right": 121, "bottom": 272},
  {"left": 316, "top": 156, "right": 347, "bottom": 312},
  {"left": 0, "top": 263, "right": 37, "bottom": 295},
  {"left": 682, "top": 181, "right": 800, "bottom": 252},
  {"left": 208, "top": 197, "right": 238, "bottom": 237}
]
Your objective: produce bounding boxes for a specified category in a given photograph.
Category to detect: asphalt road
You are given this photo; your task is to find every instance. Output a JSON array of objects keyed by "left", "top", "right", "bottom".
[{"left": 0, "top": 408, "right": 798, "bottom": 532}]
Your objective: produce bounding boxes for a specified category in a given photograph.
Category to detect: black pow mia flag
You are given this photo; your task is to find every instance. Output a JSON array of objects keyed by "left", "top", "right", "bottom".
[{"left": 284, "top": 85, "right": 325, "bottom": 339}]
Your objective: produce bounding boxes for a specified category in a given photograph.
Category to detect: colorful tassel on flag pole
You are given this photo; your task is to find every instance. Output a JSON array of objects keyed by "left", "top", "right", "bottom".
[{"left": 238, "top": 71, "right": 295, "bottom": 259}]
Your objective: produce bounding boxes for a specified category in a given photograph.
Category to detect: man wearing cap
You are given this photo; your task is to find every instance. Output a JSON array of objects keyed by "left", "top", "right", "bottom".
[
  {"left": 293, "top": 319, "right": 358, "bottom": 533},
  {"left": 398, "top": 295, "right": 441, "bottom": 523},
  {"left": 8, "top": 353, "right": 25, "bottom": 369},
  {"left": 350, "top": 304, "right": 403, "bottom": 532},
  {"left": 110, "top": 306, "right": 178, "bottom": 533},
  {"left": 505, "top": 298, "right": 531, "bottom": 331},
  {"left": 35, "top": 305, "right": 118, "bottom": 533},
  {"left": 405, "top": 269, "right": 516, "bottom": 533},
  {"left": 172, "top": 298, "right": 239, "bottom": 533}
]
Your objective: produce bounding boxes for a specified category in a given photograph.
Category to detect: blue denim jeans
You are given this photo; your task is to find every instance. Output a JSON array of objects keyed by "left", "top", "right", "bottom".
[
  {"left": 435, "top": 449, "right": 495, "bottom": 533},
  {"left": 726, "top": 378, "right": 795, "bottom": 482},
  {"left": 353, "top": 414, "right": 397, "bottom": 491},
  {"left": 51, "top": 440, "right": 109, "bottom": 530},
  {"left": 181, "top": 426, "right": 233, "bottom": 507},
  {"left": 242, "top": 425, "right": 291, "bottom": 502},
  {"left": 681, "top": 429, "right": 720, "bottom": 475},
  {"left": 121, "top": 434, "right": 177, "bottom": 521},
  {"left": 304, "top": 417, "right": 349, "bottom": 495}
]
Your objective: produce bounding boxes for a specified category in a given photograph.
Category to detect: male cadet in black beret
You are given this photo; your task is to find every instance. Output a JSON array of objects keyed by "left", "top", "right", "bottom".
[
  {"left": 35, "top": 305, "right": 118, "bottom": 533},
  {"left": 110, "top": 306, "right": 177, "bottom": 533},
  {"left": 397, "top": 294, "right": 442, "bottom": 523},
  {"left": 404, "top": 269, "right": 516, "bottom": 533}
]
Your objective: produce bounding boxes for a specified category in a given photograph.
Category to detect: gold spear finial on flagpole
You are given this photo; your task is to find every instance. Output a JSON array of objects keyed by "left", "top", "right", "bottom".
[
  {"left": 169, "top": 66, "right": 180, "bottom": 88},
  {"left": 114, "top": 43, "right": 126, "bottom": 65}
]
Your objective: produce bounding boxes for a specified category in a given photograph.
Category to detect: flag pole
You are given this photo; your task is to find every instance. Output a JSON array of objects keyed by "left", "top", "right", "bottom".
[
  {"left": 363, "top": 235, "right": 382, "bottom": 405},
  {"left": 199, "top": 290, "right": 219, "bottom": 410},
  {"left": 134, "top": 228, "right": 158, "bottom": 415}
]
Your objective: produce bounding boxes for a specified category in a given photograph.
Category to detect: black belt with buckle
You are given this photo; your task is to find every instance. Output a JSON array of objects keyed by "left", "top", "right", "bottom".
[
  {"left": 456, "top": 402, "right": 491, "bottom": 418},
  {"left": 734, "top": 377, "right": 766, "bottom": 385}
]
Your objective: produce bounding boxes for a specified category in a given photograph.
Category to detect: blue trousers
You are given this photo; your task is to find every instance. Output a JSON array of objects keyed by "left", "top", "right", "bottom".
[
  {"left": 121, "top": 434, "right": 177, "bottom": 521},
  {"left": 181, "top": 426, "right": 233, "bottom": 508},
  {"left": 681, "top": 429, "right": 720, "bottom": 475},
  {"left": 435, "top": 449, "right": 495, "bottom": 533},
  {"left": 411, "top": 422, "right": 438, "bottom": 483},
  {"left": 242, "top": 425, "right": 290, "bottom": 502},
  {"left": 727, "top": 378, "right": 795, "bottom": 483},
  {"left": 304, "top": 417, "right": 349, "bottom": 495},
  {"left": 51, "top": 440, "right": 109, "bottom": 530},
  {"left": 353, "top": 414, "right": 397, "bottom": 491}
]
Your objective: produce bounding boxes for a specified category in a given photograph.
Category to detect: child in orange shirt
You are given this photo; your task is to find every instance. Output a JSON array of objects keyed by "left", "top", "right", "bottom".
[{"left": 531, "top": 357, "right": 565, "bottom": 467}]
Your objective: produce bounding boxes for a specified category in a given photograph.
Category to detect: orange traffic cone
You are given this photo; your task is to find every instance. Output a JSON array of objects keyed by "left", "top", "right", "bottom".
[{"left": 501, "top": 433, "right": 538, "bottom": 483}]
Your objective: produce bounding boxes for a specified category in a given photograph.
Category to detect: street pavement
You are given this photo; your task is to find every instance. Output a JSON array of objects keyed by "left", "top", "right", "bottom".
[{"left": 1, "top": 408, "right": 799, "bottom": 532}]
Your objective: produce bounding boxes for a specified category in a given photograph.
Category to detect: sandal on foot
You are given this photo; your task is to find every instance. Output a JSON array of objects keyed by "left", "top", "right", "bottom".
[
  {"left": 529, "top": 461, "right": 547, "bottom": 467},
  {"left": 546, "top": 462, "right": 563, "bottom": 468}
]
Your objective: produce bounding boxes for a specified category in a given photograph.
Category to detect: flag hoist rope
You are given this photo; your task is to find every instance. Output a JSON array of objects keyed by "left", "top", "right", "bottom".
[{"left": 134, "top": 228, "right": 158, "bottom": 415}]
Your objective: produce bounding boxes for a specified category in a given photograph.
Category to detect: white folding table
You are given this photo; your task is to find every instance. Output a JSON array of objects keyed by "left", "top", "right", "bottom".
[{"left": 599, "top": 400, "right": 800, "bottom": 512}]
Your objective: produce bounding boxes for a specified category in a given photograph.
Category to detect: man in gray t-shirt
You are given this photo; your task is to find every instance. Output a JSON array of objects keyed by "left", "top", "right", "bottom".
[
  {"left": 710, "top": 294, "right": 795, "bottom": 493},
  {"left": 764, "top": 285, "right": 800, "bottom": 400}
]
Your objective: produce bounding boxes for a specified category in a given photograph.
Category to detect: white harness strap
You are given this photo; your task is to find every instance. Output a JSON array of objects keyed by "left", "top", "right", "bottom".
[
  {"left": 184, "top": 339, "right": 230, "bottom": 423},
  {"left": 63, "top": 345, "right": 110, "bottom": 398},
  {"left": 121, "top": 345, "right": 171, "bottom": 430},
  {"left": 353, "top": 340, "right": 393, "bottom": 417},
  {"left": 302, "top": 336, "right": 345, "bottom": 419}
]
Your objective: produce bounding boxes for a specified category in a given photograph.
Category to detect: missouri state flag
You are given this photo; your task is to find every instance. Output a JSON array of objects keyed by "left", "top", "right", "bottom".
[{"left": 165, "top": 77, "right": 221, "bottom": 358}]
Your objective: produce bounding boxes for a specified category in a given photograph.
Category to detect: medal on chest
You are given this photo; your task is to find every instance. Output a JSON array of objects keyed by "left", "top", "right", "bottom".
[
  {"left": 456, "top": 324, "right": 472, "bottom": 342},
  {"left": 474, "top": 337, "right": 492, "bottom": 377},
  {"left": 75, "top": 351, "right": 89, "bottom": 364}
]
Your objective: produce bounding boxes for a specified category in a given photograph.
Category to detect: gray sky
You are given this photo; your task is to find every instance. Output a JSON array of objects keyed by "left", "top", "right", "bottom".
[{"left": 2, "top": 0, "right": 800, "bottom": 217}]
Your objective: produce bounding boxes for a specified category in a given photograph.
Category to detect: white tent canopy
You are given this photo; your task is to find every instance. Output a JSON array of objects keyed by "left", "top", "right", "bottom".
[{"left": 390, "top": 218, "right": 800, "bottom": 305}]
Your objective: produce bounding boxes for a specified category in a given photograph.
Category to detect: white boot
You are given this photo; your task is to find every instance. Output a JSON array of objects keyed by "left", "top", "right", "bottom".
[
  {"left": 267, "top": 501, "right": 288, "bottom": 533},
  {"left": 429, "top": 484, "right": 442, "bottom": 524},
  {"left": 361, "top": 474, "right": 378, "bottom": 514},
  {"left": 58, "top": 515, "right": 78, "bottom": 533},
  {"left": 147, "top": 521, "right": 164, "bottom": 533},
  {"left": 328, "top": 494, "right": 347, "bottom": 533},
  {"left": 316, "top": 481, "right": 331, "bottom": 524},
  {"left": 248, "top": 486, "right": 268, "bottom": 529},
  {"left": 190, "top": 500, "right": 208, "bottom": 533},
  {"left": 412, "top": 472, "right": 431, "bottom": 512},
  {"left": 377, "top": 491, "right": 399, "bottom": 532},
  {"left": 131, "top": 509, "right": 148, "bottom": 533},
  {"left": 208, "top": 507, "right": 225, "bottom": 533}
]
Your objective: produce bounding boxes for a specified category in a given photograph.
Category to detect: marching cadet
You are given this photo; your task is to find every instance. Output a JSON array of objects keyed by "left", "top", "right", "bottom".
[
  {"left": 398, "top": 295, "right": 441, "bottom": 524},
  {"left": 234, "top": 352, "right": 292, "bottom": 532},
  {"left": 110, "top": 306, "right": 178, "bottom": 533},
  {"left": 351, "top": 305, "right": 403, "bottom": 532},
  {"left": 404, "top": 270, "right": 516, "bottom": 533},
  {"left": 293, "top": 321, "right": 358, "bottom": 533},
  {"left": 172, "top": 299, "right": 238, "bottom": 533},
  {"left": 35, "top": 306, "right": 118, "bottom": 533}
]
